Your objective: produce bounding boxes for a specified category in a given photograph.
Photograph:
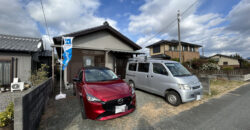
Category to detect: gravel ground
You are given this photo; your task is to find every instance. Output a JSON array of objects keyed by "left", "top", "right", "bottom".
[{"left": 39, "top": 88, "right": 207, "bottom": 130}]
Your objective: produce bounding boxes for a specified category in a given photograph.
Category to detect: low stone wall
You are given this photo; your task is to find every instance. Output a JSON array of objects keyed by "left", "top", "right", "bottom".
[
  {"left": 199, "top": 74, "right": 250, "bottom": 81},
  {"left": 14, "top": 78, "right": 52, "bottom": 130},
  {"left": 198, "top": 77, "right": 210, "bottom": 95}
]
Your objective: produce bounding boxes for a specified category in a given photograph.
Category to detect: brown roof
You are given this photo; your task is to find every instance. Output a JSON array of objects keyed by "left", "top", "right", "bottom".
[
  {"left": 146, "top": 40, "right": 202, "bottom": 48},
  {"left": 210, "top": 54, "right": 239, "bottom": 60},
  {"left": 53, "top": 22, "right": 141, "bottom": 50}
]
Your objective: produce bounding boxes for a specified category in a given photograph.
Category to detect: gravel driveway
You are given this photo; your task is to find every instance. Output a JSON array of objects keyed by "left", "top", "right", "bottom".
[{"left": 39, "top": 88, "right": 205, "bottom": 130}]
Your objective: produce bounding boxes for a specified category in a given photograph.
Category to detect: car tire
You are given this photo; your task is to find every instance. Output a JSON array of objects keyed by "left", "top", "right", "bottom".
[
  {"left": 128, "top": 81, "right": 136, "bottom": 89},
  {"left": 165, "top": 91, "right": 181, "bottom": 106},
  {"left": 80, "top": 97, "right": 87, "bottom": 119}
]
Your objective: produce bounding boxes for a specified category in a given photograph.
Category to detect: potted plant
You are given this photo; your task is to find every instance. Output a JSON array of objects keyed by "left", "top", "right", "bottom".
[{"left": 0, "top": 102, "right": 14, "bottom": 130}]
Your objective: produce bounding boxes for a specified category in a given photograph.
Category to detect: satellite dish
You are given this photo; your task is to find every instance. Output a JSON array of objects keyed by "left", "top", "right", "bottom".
[{"left": 37, "top": 42, "right": 42, "bottom": 48}]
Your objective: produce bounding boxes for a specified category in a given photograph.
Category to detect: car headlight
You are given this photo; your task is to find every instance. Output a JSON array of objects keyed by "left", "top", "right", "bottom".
[
  {"left": 86, "top": 93, "right": 102, "bottom": 102},
  {"left": 131, "top": 87, "right": 135, "bottom": 95},
  {"left": 179, "top": 84, "right": 191, "bottom": 90}
]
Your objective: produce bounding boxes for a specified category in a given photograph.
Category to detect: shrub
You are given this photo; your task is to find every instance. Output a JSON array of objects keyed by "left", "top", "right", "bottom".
[
  {"left": 222, "top": 66, "right": 234, "bottom": 71},
  {"left": 0, "top": 102, "right": 14, "bottom": 127},
  {"left": 199, "top": 63, "right": 220, "bottom": 71},
  {"left": 30, "top": 64, "right": 49, "bottom": 86},
  {"left": 171, "top": 58, "right": 180, "bottom": 62}
]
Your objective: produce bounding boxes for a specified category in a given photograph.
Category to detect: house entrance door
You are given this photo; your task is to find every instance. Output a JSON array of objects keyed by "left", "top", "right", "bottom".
[{"left": 0, "top": 61, "right": 11, "bottom": 86}]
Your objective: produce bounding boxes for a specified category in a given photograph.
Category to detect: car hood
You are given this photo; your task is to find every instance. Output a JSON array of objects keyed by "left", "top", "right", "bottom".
[
  {"left": 85, "top": 80, "right": 131, "bottom": 102},
  {"left": 174, "top": 75, "right": 201, "bottom": 87}
]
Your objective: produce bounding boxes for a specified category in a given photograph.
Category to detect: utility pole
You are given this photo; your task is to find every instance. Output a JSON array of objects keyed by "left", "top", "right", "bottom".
[{"left": 177, "top": 10, "right": 182, "bottom": 63}]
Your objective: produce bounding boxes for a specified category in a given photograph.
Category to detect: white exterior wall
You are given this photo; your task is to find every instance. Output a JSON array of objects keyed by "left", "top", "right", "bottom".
[
  {"left": 73, "top": 31, "right": 134, "bottom": 51},
  {"left": 0, "top": 52, "right": 31, "bottom": 82},
  {"left": 211, "top": 56, "right": 239, "bottom": 66}
]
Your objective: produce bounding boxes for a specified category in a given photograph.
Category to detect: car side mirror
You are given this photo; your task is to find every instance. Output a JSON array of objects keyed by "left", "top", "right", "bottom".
[{"left": 73, "top": 78, "right": 80, "bottom": 82}]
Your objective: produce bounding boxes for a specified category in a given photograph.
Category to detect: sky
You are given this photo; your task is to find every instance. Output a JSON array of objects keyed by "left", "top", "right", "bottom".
[{"left": 0, "top": 0, "right": 250, "bottom": 58}]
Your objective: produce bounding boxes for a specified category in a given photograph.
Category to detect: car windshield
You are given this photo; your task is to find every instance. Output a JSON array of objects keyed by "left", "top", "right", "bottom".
[
  {"left": 84, "top": 68, "right": 118, "bottom": 82},
  {"left": 164, "top": 63, "right": 192, "bottom": 76}
]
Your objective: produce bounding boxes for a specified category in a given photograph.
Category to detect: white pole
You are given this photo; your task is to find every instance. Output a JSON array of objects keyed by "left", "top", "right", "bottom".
[
  {"left": 55, "top": 37, "right": 66, "bottom": 100},
  {"left": 177, "top": 10, "right": 182, "bottom": 63}
]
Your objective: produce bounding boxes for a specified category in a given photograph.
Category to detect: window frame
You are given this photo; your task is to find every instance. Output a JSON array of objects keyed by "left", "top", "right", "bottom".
[
  {"left": 153, "top": 45, "right": 161, "bottom": 53},
  {"left": 152, "top": 63, "right": 168, "bottom": 76},
  {"left": 138, "top": 63, "right": 150, "bottom": 73},
  {"left": 128, "top": 63, "right": 137, "bottom": 71}
]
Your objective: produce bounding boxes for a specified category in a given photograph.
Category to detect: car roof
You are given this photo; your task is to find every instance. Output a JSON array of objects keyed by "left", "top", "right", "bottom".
[
  {"left": 82, "top": 66, "right": 110, "bottom": 70},
  {"left": 128, "top": 59, "right": 178, "bottom": 64}
]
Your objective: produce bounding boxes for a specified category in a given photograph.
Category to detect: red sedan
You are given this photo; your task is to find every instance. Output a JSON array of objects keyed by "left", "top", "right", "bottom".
[{"left": 73, "top": 66, "right": 136, "bottom": 120}]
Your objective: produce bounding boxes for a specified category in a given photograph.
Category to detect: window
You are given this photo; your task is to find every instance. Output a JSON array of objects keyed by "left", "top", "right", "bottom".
[
  {"left": 153, "top": 63, "right": 168, "bottom": 75},
  {"left": 165, "top": 63, "right": 191, "bottom": 77},
  {"left": 190, "top": 47, "right": 195, "bottom": 52},
  {"left": 84, "top": 68, "right": 118, "bottom": 82},
  {"left": 153, "top": 45, "right": 160, "bottom": 53},
  {"left": 0, "top": 61, "right": 11, "bottom": 86},
  {"left": 169, "top": 45, "right": 177, "bottom": 51},
  {"left": 223, "top": 62, "right": 228, "bottom": 65},
  {"left": 182, "top": 46, "right": 188, "bottom": 51},
  {"left": 128, "top": 63, "right": 137, "bottom": 71},
  {"left": 138, "top": 63, "right": 149, "bottom": 73}
]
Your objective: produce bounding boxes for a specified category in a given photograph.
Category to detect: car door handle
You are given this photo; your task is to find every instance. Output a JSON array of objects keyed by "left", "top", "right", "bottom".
[
  {"left": 146, "top": 75, "right": 149, "bottom": 78},
  {"left": 151, "top": 75, "right": 154, "bottom": 77}
]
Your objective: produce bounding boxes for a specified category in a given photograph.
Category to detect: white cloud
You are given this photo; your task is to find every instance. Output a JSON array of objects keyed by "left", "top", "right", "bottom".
[
  {"left": 0, "top": 0, "right": 40, "bottom": 37},
  {"left": 27, "top": 0, "right": 118, "bottom": 36},
  {"left": 129, "top": 0, "right": 250, "bottom": 58}
]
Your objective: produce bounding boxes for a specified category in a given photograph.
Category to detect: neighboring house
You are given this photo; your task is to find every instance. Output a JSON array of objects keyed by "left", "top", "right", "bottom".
[
  {"left": 0, "top": 34, "right": 45, "bottom": 86},
  {"left": 146, "top": 40, "right": 202, "bottom": 62},
  {"left": 52, "top": 22, "right": 142, "bottom": 84},
  {"left": 247, "top": 57, "right": 250, "bottom": 63},
  {"left": 210, "top": 54, "right": 240, "bottom": 67}
]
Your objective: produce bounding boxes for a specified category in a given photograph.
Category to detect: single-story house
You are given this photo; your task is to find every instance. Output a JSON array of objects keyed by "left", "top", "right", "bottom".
[
  {"left": 52, "top": 22, "right": 142, "bottom": 84},
  {"left": 0, "top": 34, "right": 49, "bottom": 87},
  {"left": 146, "top": 40, "right": 202, "bottom": 62},
  {"left": 210, "top": 54, "right": 240, "bottom": 67}
]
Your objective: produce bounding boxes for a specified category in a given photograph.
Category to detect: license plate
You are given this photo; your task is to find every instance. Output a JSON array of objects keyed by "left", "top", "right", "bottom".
[
  {"left": 115, "top": 105, "right": 126, "bottom": 114},
  {"left": 196, "top": 95, "right": 201, "bottom": 100}
]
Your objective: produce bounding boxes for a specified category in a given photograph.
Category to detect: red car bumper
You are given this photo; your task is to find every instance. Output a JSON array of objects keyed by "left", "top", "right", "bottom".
[{"left": 84, "top": 95, "right": 136, "bottom": 120}]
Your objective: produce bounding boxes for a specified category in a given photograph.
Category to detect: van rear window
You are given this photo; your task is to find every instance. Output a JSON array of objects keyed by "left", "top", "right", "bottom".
[
  {"left": 128, "top": 63, "right": 137, "bottom": 71},
  {"left": 138, "top": 63, "right": 149, "bottom": 73}
]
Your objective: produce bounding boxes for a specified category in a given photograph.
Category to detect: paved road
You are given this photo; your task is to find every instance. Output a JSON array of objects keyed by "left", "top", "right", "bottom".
[{"left": 154, "top": 83, "right": 250, "bottom": 130}]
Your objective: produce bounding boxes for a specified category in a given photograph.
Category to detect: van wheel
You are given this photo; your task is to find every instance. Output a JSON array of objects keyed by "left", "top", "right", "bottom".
[
  {"left": 128, "top": 81, "right": 136, "bottom": 89},
  {"left": 80, "top": 97, "right": 87, "bottom": 119},
  {"left": 165, "top": 91, "right": 181, "bottom": 106}
]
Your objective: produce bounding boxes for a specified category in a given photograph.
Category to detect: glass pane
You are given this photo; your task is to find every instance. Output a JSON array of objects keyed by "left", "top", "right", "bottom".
[{"left": 3, "top": 62, "right": 11, "bottom": 85}]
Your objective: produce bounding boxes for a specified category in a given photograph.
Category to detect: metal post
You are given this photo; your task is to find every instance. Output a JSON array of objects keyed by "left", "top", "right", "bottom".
[
  {"left": 177, "top": 10, "right": 182, "bottom": 63},
  {"left": 52, "top": 46, "right": 55, "bottom": 93}
]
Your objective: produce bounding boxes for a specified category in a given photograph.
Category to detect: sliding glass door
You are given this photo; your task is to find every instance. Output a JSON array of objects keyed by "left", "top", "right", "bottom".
[{"left": 0, "top": 61, "right": 11, "bottom": 86}]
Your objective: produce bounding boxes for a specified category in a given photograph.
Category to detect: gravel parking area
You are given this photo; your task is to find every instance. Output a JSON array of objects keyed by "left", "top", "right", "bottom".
[
  {"left": 39, "top": 80, "right": 247, "bottom": 130},
  {"left": 39, "top": 88, "right": 207, "bottom": 130}
]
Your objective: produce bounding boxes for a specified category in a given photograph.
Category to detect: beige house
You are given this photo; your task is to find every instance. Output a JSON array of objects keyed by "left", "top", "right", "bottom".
[
  {"left": 146, "top": 40, "right": 202, "bottom": 62},
  {"left": 52, "top": 22, "right": 141, "bottom": 83},
  {"left": 210, "top": 54, "right": 240, "bottom": 67}
]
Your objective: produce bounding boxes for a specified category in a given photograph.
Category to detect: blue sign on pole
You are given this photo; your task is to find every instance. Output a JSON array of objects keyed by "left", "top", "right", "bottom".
[{"left": 62, "top": 37, "right": 73, "bottom": 70}]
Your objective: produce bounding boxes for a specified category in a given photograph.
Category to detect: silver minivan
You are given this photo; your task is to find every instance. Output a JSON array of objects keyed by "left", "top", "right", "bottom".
[{"left": 125, "top": 58, "right": 203, "bottom": 106}]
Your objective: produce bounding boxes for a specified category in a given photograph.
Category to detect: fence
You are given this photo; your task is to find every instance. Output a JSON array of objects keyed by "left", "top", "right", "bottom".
[
  {"left": 14, "top": 77, "right": 52, "bottom": 130},
  {"left": 192, "top": 69, "right": 250, "bottom": 76}
]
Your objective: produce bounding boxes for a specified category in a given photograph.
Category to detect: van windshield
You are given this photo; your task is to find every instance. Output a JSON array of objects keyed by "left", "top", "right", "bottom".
[
  {"left": 84, "top": 69, "right": 118, "bottom": 82},
  {"left": 164, "top": 63, "right": 192, "bottom": 77}
]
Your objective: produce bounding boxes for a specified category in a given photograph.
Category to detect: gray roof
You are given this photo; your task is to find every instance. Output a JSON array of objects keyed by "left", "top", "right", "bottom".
[{"left": 0, "top": 34, "right": 43, "bottom": 52}]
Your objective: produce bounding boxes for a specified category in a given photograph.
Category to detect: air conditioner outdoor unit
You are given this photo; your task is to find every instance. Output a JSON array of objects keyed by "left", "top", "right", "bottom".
[{"left": 11, "top": 78, "right": 24, "bottom": 92}]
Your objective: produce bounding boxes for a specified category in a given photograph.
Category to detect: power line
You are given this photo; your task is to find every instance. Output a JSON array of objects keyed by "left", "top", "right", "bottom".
[
  {"left": 40, "top": 0, "right": 53, "bottom": 49},
  {"left": 140, "top": 0, "right": 200, "bottom": 47}
]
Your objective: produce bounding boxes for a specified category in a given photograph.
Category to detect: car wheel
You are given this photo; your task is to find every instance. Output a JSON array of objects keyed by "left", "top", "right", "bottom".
[
  {"left": 165, "top": 91, "right": 181, "bottom": 106},
  {"left": 129, "top": 81, "right": 136, "bottom": 89},
  {"left": 80, "top": 97, "right": 87, "bottom": 119}
]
